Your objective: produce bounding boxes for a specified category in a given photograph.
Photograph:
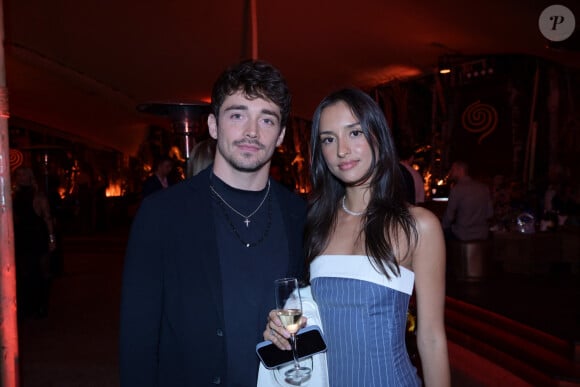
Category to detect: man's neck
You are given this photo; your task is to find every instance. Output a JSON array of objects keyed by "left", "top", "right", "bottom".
[{"left": 212, "top": 161, "right": 270, "bottom": 191}]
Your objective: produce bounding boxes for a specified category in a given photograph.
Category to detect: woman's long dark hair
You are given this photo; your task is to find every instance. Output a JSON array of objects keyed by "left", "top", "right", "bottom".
[{"left": 305, "top": 88, "right": 418, "bottom": 279}]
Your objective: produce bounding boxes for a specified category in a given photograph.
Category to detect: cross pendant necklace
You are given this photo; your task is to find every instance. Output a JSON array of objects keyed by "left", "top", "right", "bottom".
[{"left": 208, "top": 175, "right": 271, "bottom": 228}]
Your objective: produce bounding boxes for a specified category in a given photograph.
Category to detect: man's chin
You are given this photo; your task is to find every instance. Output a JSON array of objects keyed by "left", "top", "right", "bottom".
[
  {"left": 230, "top": 160, "right": 267, "bottom": 173},
  {"left": 229, "top": 155, "right": 273, "bottom": 173}
]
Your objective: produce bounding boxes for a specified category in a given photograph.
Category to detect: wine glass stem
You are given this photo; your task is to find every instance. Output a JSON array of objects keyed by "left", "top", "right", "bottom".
[{"left": 290, "top": 334, "right": 300, "bottom": 370}]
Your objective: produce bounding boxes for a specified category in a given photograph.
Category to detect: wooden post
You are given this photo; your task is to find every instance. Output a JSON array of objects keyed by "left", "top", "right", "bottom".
[
  {"left": 523, "top": 61, "right": 540, "bottom": 189},
  {"left": 249, "top": 0, "right": 258, "bottom": 60},
  {"left": 0, "top": 0, "right": 20, "bottom": 385}
]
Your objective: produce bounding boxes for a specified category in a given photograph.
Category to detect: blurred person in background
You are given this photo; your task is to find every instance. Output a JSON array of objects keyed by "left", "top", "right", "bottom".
[
  {"left": 12, "top": 166, "right": 57, "bottom": 318},
  {"left": 399, "top": 145, "right": 425, "bottom": 204},
  {"left": 141, "top": 156, "right": 174, "bottom": 198},
  {"left": 187, "top": 138, "right": 216, "bottom": 178},
  {"left": 442, "top": 161, "right": 493, "bottom": 241}
]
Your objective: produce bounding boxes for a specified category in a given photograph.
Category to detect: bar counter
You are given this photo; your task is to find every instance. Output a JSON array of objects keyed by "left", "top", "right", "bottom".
[{"left": 492, "top": 227, "right": 580, "bottom": 275}]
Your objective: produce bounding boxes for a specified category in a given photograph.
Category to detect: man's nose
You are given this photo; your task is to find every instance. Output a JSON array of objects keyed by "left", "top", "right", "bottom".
[{"left": 243, "top": 117, "right": 259, "bottom": 138}]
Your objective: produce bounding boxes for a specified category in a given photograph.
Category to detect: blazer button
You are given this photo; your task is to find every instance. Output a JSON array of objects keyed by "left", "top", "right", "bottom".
[
  {"left": 212, "top": 376, "right": 221, "bottom": 384},
  {"left": 216, "top": 329, "right": 224, "bottom": 337}
]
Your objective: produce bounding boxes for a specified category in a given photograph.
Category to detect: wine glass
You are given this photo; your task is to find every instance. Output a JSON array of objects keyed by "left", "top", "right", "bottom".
[{"left": 274, "top": 278, "right": 312, "bottom": 383}]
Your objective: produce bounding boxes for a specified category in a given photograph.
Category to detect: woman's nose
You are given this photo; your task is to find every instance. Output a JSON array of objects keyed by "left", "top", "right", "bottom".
[{"left": 337, "top": 141, "right": 350, "bottom": 157}]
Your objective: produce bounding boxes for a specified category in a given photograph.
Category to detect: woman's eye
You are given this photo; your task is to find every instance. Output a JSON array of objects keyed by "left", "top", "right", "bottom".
[
  {"left": 351, "top": 130, "right": 363, "bottom": 137},
  {"left": 320, "top": 137, "right": 334, "bottom": 144}
]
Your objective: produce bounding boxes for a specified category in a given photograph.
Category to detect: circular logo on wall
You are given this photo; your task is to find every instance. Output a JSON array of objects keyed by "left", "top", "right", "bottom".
[{"left": 539, "top": 5, "right": 576, "bottom": 42}]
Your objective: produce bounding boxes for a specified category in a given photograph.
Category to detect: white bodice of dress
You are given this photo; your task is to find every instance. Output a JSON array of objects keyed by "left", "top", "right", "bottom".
[{"left": 310, "top": 254, "right": 414, "bottom": 295}]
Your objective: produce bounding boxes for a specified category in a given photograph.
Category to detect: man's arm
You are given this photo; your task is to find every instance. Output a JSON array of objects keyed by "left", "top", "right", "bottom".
[
  {"left": 119, "top": 201, "right": 164, "bottom": 387},
  {"left": 485, "top": 188, "right": 494, "bottom": 219},
  {"left": 441, "top": 190, "right": 457, "bottom": 230}
]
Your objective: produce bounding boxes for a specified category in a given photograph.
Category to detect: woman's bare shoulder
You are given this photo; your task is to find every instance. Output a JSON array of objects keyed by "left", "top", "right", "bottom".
[
  {"left": 409, "top": 205, "right": 441, "bottom": 232},
  {"left": 407, "top": 205, "right": 446, "bottom": 271}
]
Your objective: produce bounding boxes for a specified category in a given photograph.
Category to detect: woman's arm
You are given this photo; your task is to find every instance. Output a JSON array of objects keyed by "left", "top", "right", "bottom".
[{"left": 411, "top": 206, "right": 450, "bottom": 387}]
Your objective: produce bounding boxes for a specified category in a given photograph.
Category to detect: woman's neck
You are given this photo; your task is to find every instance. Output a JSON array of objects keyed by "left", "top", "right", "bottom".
[{"left": 343, "top": 187, "right": 371, "bottom": 213}]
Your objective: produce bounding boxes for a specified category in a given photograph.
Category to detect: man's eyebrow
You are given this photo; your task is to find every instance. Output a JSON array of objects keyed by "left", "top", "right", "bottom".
[
  {"left": 261, "top": 109, "right": 280, "bottom": 120},
  {"left": 222, "top": 106, "right": 280, "bottom": 121},
  {"left": 223, "top": 104, "right": 248, "bottom": 112}
]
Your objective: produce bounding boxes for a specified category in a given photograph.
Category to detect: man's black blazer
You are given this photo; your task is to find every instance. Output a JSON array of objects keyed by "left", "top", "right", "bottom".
[{"left": 119, "top": 167, "right": 306, "bottom": 386}]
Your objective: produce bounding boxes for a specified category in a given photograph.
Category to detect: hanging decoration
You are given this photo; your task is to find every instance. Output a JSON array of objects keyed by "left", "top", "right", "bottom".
[
  {"left": 461, "top": 100, "right": 498, "bottom": 144},
  {"left": 9, "top": 149, "right": 23, "bottom": 171}
]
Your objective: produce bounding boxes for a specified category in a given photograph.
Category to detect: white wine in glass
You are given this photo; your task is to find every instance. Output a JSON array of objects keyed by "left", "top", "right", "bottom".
[
  {"left": 277, "top": 309, "right": 302, "bottom": 334},
  {"left": 274, "top": 278, "right": 311, "bottom": 383}
]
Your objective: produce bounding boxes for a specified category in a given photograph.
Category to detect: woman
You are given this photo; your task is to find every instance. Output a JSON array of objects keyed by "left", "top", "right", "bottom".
[
  {"left": 186, "top": 138, "right": 216, "bottom": 178},
  {"left": 266, "top": 89, "right": 449, "bottom": 386}
]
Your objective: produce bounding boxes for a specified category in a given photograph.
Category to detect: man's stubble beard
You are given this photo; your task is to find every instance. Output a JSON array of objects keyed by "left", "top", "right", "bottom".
[{"left": 216, "top": 141, "right": 273, "bottom": 173}]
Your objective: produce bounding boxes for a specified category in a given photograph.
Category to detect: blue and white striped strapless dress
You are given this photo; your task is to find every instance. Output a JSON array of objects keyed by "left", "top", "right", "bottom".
[{"left": 310, "top": 255, "right": 421, "bottom": 387}]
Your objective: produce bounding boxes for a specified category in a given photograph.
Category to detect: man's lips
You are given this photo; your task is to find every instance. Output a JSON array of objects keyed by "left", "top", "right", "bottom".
[{"left": 235, "top": 141, "right": 263, "bottom": 152}]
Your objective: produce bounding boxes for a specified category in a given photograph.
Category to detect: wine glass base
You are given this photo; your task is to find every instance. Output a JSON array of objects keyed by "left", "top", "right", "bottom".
[{"left": 284, "top": 367, "right": 312, "bottom": 385}]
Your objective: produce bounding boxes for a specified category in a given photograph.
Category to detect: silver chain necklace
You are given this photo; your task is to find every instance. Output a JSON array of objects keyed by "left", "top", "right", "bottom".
[
  {"left": 341, "top": 196, "right": 365, "bottom": 216},
  {"left": 209, "top": 180, "right": 271, "bottom": 227}
]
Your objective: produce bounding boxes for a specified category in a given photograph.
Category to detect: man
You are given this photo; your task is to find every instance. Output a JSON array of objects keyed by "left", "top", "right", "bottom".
[
  {"left": 119, "top": 60, "right": 306, "bottom": 386},
  {"left": 399, "top": 146, "right": 425, "bottom": 204},
  {"left": 398, "top": 162, "right": 417, "bottom": 205},
  {"left": 141, "top": 156, "right": 173, "bottom": 197},
  {"left": 442, "top": 161, "right": 493, "bottom": 241}
]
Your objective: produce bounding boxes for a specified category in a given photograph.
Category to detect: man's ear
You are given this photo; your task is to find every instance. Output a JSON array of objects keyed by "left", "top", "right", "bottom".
[{"left": 208, "top": 114, "right": 218, "bottom": 139}]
